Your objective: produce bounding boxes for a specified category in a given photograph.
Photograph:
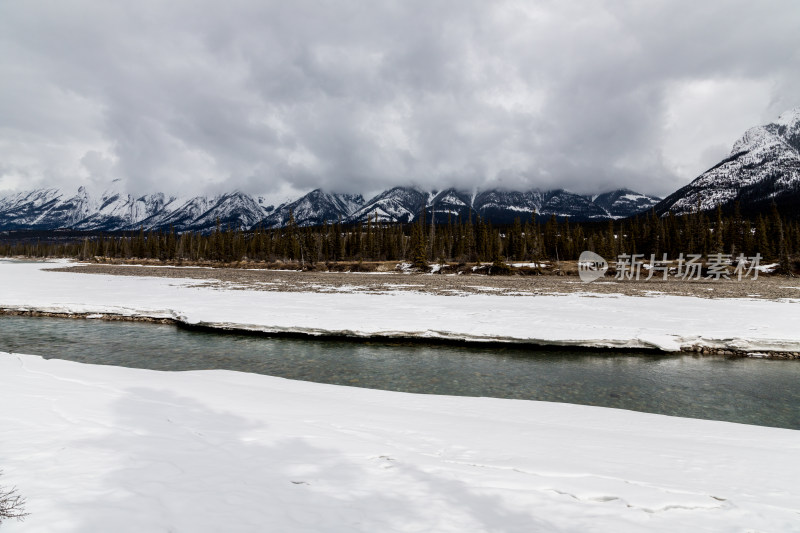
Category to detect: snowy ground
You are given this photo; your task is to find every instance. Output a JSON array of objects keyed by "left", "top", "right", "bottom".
[
  {"left": 2, "top": 352, "right": 799, "bottom": 532},
  {"left": 1, "top": 261, "right": 799, "bottom": 352}
]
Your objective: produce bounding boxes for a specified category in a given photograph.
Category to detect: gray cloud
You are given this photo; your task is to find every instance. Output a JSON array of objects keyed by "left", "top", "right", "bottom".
[{"left": 0, "top": 0, "right": 798, "bottom": 199}]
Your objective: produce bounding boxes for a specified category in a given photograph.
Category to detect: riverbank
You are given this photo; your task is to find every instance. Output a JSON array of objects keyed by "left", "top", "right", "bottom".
[
  {"left": 2, "top": 351, "right": 799, "bottom": 533},
  {"left": 1, "top": 260, "right": 799, "bottom": 354},
  {"left": 2, "top": 308, "right": 799, "bottom": 359},
  {"left": 50, "top": 261, "right": 800, "bottom": 300}
]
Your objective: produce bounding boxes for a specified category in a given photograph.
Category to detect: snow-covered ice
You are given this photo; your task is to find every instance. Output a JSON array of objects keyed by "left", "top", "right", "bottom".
[
  {"left": 510, "top": 262, "right": 548, "bottom": 268},
  {"left": 2, "top": 352, "right": 799, "bottom": 532},
  {"left": 0, "top": 261, "right": 799, "bottom": 352}
]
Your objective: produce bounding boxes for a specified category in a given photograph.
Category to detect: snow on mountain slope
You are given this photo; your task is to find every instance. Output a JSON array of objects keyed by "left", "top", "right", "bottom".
[
  {"left": 655, "top": 107, "right": 800, "bottom": 215},
  {"left": 181, "top": 192, "right": 270, "bottom": 232},
  {"left": 347, "top": 186, "right": 428, "bottom": 223},
  {"left": 424, "top": 188, "right": 476, "bottom": 223},
  {"left": 540, "top": 190, "right": 610, "bottom": 220},
  {"left": 0, "top": 187, "right": 101, "bottom": 229},
  {"left": 472, "top": 189, "right": 545, "bottom": 223},
  {"left": 136, "top": 192, "right": 270, "bottom": 232},
  {"left": 0, "top": 188, "right": 64, "bottom": 228},
  {"left": 472, "top": 189, "right": 632, "bottom": 222},
  {"left": 348, "top": 186, "right": 661, "bottom": 224},
  {"left": 593, "top": 189, "right": 661, "bottom": 218},
  {"left": 1, "top": 184, "right": 662, "bottom": 231},
  {"left": 73, "top": 191, "right": 183, "bottom": 231},
  {"left": 0, "top": 186, "right": 273, "bottom": 233},
  {"left": 135, "top": 196, "right": 213, "bottom": 232},
  {"left": 259, "top": 189, "right": 364, "bottom": 228}
]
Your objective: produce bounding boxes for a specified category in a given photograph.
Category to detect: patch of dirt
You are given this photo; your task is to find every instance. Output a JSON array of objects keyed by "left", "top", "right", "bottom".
[{"left": 47, "top": 263, "right": 800, "bottom": 300}]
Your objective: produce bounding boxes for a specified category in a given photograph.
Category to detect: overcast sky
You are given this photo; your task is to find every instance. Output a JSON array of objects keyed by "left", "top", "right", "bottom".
[{"left": 1, "top": 0, "right": 798, "bottom": 200}]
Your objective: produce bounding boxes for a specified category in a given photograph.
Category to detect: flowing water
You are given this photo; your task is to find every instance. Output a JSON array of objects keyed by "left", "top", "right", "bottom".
[{"left": 2, "top": 315, "right": 798, "bottom": 429}]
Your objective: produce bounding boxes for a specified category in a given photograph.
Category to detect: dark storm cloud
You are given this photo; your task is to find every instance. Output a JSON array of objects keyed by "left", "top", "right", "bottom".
[{"left": 1, "top": 0, "right": 798, "bottom": 198}]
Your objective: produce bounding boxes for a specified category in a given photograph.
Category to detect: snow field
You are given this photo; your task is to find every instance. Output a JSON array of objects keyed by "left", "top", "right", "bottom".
[{"left": 1, "top": 352, "right": 799, "bottom": 532}]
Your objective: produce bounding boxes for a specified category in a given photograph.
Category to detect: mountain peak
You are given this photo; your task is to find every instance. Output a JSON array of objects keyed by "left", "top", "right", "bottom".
[
  {"left": 730, "top": 107, "right": 800, "bottom": 155},
  {"left": 655, "top": 108, "right": 800, "bottom": 216},
  {"left": 257, "top": 189, "right": 365, "bottom": 228},
  {"left": 730, "top": 125, "right": 777, "bottom": 155},
  {"left": 774, "top": 107, "right": 800, "bottom": 128}
]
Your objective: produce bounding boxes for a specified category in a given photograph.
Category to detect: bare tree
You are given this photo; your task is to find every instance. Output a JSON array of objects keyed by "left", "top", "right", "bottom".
[{"left": 0, "top": 471, "right": 28, "bottom": 524}]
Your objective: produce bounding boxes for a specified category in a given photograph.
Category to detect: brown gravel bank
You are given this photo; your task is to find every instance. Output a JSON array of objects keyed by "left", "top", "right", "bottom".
[{"left": 47, "top": 263, "right": 800, "bottom": 300}]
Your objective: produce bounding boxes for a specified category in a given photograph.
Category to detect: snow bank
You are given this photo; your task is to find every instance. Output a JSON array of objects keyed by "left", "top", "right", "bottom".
[
  {"left": 0, "top": 261, "right": 799, "bottom": 352},
  {"left": 1, "top": 352, "right": 798, "bottom": 532}
]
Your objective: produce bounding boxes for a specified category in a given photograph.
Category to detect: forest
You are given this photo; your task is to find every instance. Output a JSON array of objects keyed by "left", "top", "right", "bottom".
[{"left": 2, "top": 203, "right": 799, "bottom": 273}]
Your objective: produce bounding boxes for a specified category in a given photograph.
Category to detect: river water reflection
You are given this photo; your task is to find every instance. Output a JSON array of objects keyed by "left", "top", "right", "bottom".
[{"left": 1, "top": 315, "right": 798, "bottom": 429}]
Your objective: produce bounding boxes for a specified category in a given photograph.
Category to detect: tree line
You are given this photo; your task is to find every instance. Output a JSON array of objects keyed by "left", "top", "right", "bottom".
[{"left": 2, "top": 203, "right": 799, "bottom": 271}]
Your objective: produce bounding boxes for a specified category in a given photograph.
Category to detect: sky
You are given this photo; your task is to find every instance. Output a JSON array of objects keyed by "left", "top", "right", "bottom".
[{"left": 1, "top": 0, "right": 798, "bottom": 201}]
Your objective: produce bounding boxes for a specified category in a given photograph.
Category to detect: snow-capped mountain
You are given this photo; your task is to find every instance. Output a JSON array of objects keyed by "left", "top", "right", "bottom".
[
  {"left": 655, "top": 107, "right": 800, "bottom": 215},
  {"left": 593, "top": 189, "right": 664, "bottom": 219},
  {"left": 0, "top": 188, "right": 63, "bottom": 229},
  {"left": 0, "top": 187, "right": 94, "bottom": 229},
  {"left": 346, "top": 186, "right": 429, "bottom": 224},
  {"left": 538, "top": 190, "right": 611, "bottom": 220},
  {"left": 73, "top": 191, "right": 183, "bottom": 231},
  {"left": 0, "top": 184, "right": 661, "bottom": 232},
  {"left": 347, "top": 186, "right": 660, "bottom": 224},
  {"left": 163, "top": 192, "right": 268, "bottom": 233},
  {"left": 471, "top": 189, "right": 544, "bottom": 223},
  {"left": 471, "top": 188, "right": 659, "bottom": 222},
  {"left": 135, "top": 196, "right": 215, "bottom": 232},
  {"left": 428, "top": 188, "right": 476, "bottom": 223},
  {"left": 0, "top": 187, "right": 271, "bottom": 233},
  {"left": 0, "top": 185, "right": 181, "bottom": 231},
  {"left": 259, "top": 189, "right": 364, "bottom": 228}
]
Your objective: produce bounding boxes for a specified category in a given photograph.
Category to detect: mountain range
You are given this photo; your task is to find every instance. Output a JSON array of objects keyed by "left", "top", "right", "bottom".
[{"left": 0, "top": 185, "right": 660, "bottom": 232}]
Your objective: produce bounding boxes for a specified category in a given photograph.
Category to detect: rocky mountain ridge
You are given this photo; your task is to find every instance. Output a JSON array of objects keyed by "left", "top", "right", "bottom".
[
  {"left": 0, "top": 185, "right": 660, "bottom": 232},
  {"left": 654, "top": 107, "right": 800, "bottom": 215}
]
